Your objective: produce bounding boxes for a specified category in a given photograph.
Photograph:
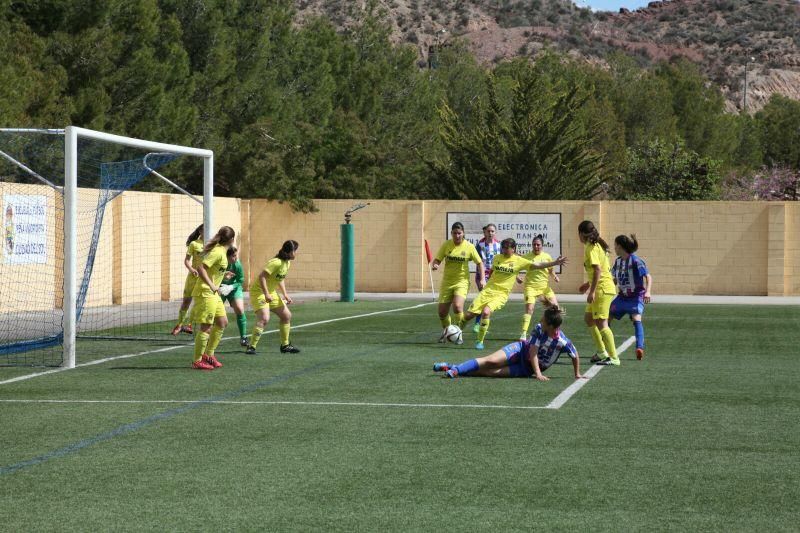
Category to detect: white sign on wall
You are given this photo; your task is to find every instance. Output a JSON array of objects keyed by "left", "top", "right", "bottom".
[
  {"left": 3, "top": 194, "right": 48, "bottom": 264},
  {"left": 446, "top": 212, "right": 562, "bottom": 273}
]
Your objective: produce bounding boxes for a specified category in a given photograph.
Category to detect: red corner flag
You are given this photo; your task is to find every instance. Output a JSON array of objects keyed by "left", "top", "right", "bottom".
[{"left": 424, "top": 239, "right": 433, "bottom": 264}]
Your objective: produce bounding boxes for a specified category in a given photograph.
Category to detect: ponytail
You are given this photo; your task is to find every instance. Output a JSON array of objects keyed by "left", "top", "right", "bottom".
[
  {"left": 614, "top": 234, "right": 639, "bottom": 254},
  {"left": 578, "top": 220, "right": 609, "bottom": 253},
  {"left": 186, "top": 224, "right": 203, "bottom": 246},
  {"left": 202, "top": 226, "right": 235, "bottom": 254},
  {"left": 276, "top": 240, "right": 299, "bottom": 261}
]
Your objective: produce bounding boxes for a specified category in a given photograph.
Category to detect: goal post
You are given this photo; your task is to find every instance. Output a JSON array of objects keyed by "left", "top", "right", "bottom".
[{"left": 0, "top": 126, "right": 214, "bottom": 368}]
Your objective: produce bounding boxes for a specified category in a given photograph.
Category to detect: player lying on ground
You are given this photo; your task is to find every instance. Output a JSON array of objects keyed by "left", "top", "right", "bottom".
[{"left": 435, "top": 306, "right": 586, "bottom": 380}]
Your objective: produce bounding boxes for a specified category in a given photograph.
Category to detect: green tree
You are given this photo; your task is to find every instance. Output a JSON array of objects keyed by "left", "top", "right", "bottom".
[
  {"left": 428, "top": 59, "right": 608, "bottom": 200},
  {"left": 756, "top": 94, "right": 800, "bottom": 169},
  {"left": 610, "top": 139, "right": 722, "bottom": 200}
]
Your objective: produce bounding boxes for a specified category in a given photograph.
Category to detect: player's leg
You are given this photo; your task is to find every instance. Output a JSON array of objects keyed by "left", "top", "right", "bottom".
[
  {"left": 450, "top": 294, "right": 466, "bottom": 330},
  {"left": 191, "top": 297, "right": 214, "bottom": 369},
  {"left": 585, "top": 306, "right": 607, "bottom": 362},
  {"left": 230, "top": 295, "right": 248, "bottom": 346},
  {"left": 273, "top": 302, "right": 299, "bottom": 353},
  {"left": 247, "top": 296, "right": 270, "bottom": 353},
  {"left": 203, "top": 300, "right": 228, "bottom": 368},
  {"left": 595, "top": 291, "right": 618, "bottom": 366},
  {"left": 520, "top": 287, "right": 538, "bottom": 340},
  {"left": 475, "top": 306, "right": 492, "bottom": 348},
  {"left": 631, "top": 300, "right": 645, "bottom": 359},
  {"left": 445, "top": 347, "right": 509, "bottom": 377}
]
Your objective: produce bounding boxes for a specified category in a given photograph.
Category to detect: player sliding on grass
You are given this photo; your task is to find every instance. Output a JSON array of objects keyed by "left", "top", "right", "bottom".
[
  {"left": 434, "top": 306, "right": 585, "bottom": 380},
  {"left": 171, "top": 224, "right": 204, "bottom": 336},
  {"left": 458, "top": 238, "right": 566, "bottom": 350},
  {"left": 432, "top": 222, "right": 485, "bottom": 343},
  {"left": 191, "top": 226, "right": 236, "bottom": 370},
  {"left": 610, "top": 234, "right": 652, "bottom": 360},
  {"left": 246, "top": 240, "right": 300, "bottom": 355}
]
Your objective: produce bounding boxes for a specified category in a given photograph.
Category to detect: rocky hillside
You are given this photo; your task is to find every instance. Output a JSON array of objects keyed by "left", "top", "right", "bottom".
[{"left": 294, "top": 0, "right": 800, "bottom": 112}]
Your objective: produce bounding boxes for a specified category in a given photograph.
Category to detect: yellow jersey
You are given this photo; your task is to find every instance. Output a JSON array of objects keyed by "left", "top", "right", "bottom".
[
  {"left": 192, "top": 244, "right": 228, "bottom": 297},
  {"left": 250, "top": 257, "right": 291, "bottom": 298},
  {"left": 485, "top": 254, "right": 535, "bottom": 295},
  {"left": 583, "top": 242, "right": 615, "bottom": 294},
  {"left": 435, "top": 239, "right": 482, "bottom": 286},
  {"left": 521, "top": 251, "right": 554, "bottom": 291},
  {"left": 186, "top": 238, "right": 204, "bottom": 270}
]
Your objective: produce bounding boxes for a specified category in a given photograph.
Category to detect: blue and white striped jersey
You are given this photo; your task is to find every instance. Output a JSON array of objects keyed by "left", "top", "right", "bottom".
[
  {"left": 611, "top": 254, "right": 649, "bottom": 299},
  {"left": 476, "top": 238, "right": 501, "bottom": 282},
  {"left": 527, "top": 324, "right": 577, "bottom": 372}
]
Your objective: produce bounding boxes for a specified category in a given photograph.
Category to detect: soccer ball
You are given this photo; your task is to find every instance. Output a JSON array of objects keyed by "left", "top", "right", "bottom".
[{"left": 444, "top": 324, "right": 463, "bottom": 344}]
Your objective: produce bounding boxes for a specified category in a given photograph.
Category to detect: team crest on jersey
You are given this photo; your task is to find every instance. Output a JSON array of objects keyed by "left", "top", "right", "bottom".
[{"left": 460, "top": 251, "right": 465, "bottom": 257}]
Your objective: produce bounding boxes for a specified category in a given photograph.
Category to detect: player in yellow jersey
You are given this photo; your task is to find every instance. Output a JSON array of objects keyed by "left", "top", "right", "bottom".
[
  {"left": 577, "top": 220, "right": 619, "bottom": 366},
  {"left": 431, "top": 222, "right": 485, "bottom": 343},
  {"left": 459, "top": 238, "right": 566, "bottom": 350},
  {"left": 191, "top": 226, "right": 236, "bottom": 370},
  {"left": 171, "top": 224, "right": 204, "bottom": 335},
  {"left": 246, "top": 240, "right": 300, "bottom": 354},
  {"left": 515, "top": 234, "right": 559, "bottom": 341}
]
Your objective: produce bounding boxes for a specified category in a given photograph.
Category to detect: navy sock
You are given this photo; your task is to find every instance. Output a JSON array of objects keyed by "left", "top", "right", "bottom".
[
  {"left": 455, "top": 358, "right": 479, "bottom": 376},
  {"left": 634, "top": 320, "right": 645, "bottom": 349}
]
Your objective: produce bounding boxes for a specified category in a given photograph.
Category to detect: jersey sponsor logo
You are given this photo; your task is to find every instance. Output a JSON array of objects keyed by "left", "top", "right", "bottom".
[
  {"left": 493, "top": 263, "right": 516, "bottom": 274},
  {"left": 447, "top": 254, "right": 468, "bottom": 262}
]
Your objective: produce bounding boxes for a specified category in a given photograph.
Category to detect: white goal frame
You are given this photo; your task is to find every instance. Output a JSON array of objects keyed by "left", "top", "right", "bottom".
[{"left": 50, "top": 127, "right": 213, "bottom": 368}]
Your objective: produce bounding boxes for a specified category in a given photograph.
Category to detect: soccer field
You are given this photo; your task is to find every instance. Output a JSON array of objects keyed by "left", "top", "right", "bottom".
[{"left": 1, "top": 300, "right": 798, "bottom": 531}]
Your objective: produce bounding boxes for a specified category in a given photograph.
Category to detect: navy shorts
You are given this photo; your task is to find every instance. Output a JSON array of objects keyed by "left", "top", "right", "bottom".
[
  {"left": 610, "top": 296, "right": 644, "bottom": 320},
  {"left": 503, "top": 341, "right": 532, "bottom": 378}
]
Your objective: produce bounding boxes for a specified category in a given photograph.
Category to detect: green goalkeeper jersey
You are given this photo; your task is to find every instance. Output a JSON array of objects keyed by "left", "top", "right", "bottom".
[{"left": 222, "top": 259, "right": 244, "bottom": 287}]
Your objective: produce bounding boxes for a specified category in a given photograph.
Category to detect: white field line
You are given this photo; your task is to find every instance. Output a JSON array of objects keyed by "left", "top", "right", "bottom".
[
  {"left": 545, "top": 336, "right": 635, "bottom": 410},
  {"left": 0, "top": 398, "right": 546, "bottom": 410},
  {"left": 1, "top": 336, "right": 635, "bottom": 411},
  {"left": 0, "top": 302, "right": 434, "bottom": 386}
]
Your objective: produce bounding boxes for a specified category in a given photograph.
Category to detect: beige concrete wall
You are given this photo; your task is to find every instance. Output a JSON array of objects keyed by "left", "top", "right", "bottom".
[{"left": 3, "top": 183, "right": 800, "bottom": 313}]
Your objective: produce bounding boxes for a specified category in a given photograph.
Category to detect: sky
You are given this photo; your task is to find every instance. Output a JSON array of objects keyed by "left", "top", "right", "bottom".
[{"left": 579, "top": 0, "right": 653, "bottom": 11}]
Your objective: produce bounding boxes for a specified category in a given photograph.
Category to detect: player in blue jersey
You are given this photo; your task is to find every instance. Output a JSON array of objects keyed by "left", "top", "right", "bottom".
[
  {"left": 433, "top": 306, "right": 585, "bottom": 381},
  {"left": 473, "top": 224, "right": 501, "bottom": 333},
  {"left": 610, "top": 234, "right": 652, "bottom": 360}
]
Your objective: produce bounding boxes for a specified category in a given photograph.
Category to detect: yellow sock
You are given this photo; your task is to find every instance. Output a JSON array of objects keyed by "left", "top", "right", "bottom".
[
  {"left": 440, "top": 315, "right": 451, "bottom": 328},
  {"left": 177, "top": 309, "right": 188, "bottom": 326},
  {"left": 193, "top": 331, "right": 209, "bottom": 361},
  {"left": 457, "top": 314, "right": 467, "bottom": 329},
  {"left": 206, "top": 324, "right": 224, "bottom": 356},
  {"left": 279, "top": 322, "right": 290, "bottom": 345},
  {"left": 600, "top": 327, "right": 617, "bottom": 360},
  {"left": 520, "top": 313, "right": 532, "bottom": 338},
  {"left": 477, "top": 318, "right": 491, "bottom": 342},
  {"left": 589, "top": 325, "right": 606, "bottom": 354},
  {"left": 250, "top": 326, "right": 264, "bottom": 348}
]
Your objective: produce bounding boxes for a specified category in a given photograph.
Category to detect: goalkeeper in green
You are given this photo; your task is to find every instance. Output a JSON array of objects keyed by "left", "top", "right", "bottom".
[{"left": 221, "top": 246, "right": 248, "bottom": 346}]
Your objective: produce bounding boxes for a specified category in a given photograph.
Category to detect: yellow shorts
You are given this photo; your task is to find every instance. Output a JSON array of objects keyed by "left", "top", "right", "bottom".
[
  {"left": 192, "top": 294, "right": 226, "bottom": 324},
  {"left": 438, "top": 279, "right": 469, "bottom": 304},
  {"left": 468, "top": 289, "right": 509, "bottom": 315},
  {"left": 524, "top": 286, "right": 555, "bottom": 304},
  {"left": 182, "top": 273, "right": 198, "bottom": 298},
  {"left": 251, "top": 291, "right": 286, "bottom": 312},
  {"left": 584, "top": 290, "right": 615, "bottom": 320}
]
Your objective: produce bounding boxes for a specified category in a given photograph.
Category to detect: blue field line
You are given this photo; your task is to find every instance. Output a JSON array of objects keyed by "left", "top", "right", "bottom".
[{"left": 0, "top": 360, "right": 340, "bottom": 477}]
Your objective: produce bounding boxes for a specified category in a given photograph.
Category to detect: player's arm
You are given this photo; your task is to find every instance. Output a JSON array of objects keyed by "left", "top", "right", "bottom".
[
  {"left": 258, "top": 270, "right": 271, "bottom": 302},
  {"left": 529, "top": 256, "right": 567, "bottom": 269},
  {"left": 279, "top": 280, "right": 292, "bottom": 304},
  {"left": 432, "top": 242, "right": 448, "bottom": 271},
  {"left": 184, "top": 253, "right": 197, "bottom": 276},
  {"left": 530, "top": 352, "right": 549, "bottom": 382},
  {"left": 197, "top": 262, "right": 217, "bottom": 293},
  {"left": 475, "top": 261, "right": 485, "bottom": 290},
  {"left": 643, "top": 273, "right": 653, "bottom": 304},
  {"left": 587, "top": 264, "right": 601, "bottom": 303}
]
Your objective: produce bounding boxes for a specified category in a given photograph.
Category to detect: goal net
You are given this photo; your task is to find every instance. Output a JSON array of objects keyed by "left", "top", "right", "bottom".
[{"left": 0, "top": 127, "right": 212, "bottom": 368}]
